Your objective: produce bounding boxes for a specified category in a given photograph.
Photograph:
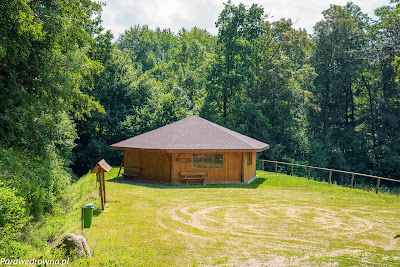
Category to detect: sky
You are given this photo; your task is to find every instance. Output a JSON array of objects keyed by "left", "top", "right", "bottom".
[{"left": 100, "top": 0, "right": 391, "bottom": 38}]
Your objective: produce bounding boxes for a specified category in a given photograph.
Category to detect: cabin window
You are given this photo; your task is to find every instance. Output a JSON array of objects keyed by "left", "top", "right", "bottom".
[
  {"left": 193, "top": 154, "right": 223, "bottom": 168},
  {"left": 193, "top": 154, "right": 203, "bottom": 168},
  {"left": 214, "top": 154, "right": 223, "bottom": 168},
  {"left": 203, "top": 154, "right": 213, "bottom": 168},
  {"left": 247, "top": 152, "right": 252, "bottom": 165}
]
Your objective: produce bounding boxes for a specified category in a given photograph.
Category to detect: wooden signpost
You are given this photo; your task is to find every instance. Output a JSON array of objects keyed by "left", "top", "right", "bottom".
[{"left": 90, "top": 159, "right": 111, "bottom": 211}]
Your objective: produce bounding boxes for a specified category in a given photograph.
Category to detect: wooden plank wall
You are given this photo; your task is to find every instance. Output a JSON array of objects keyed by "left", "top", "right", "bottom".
[
  {"left": 243, "top": 152, "right": 256, "bottom": 181},
  {"left": 125, "top": 150, "right": 257, "bottom": 183},
  {"left": 174, "top": 152, "right": 242, "bottom": 183},
  {"left": 125, "top": 150, "right": 171, "bottom": 183}
]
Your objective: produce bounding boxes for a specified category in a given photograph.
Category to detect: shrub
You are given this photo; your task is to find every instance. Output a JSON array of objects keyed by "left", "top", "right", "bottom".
[
  {"left": 0, "top": 183, "right": 30, "bottom": 258},
  {"left": 0, "top": 183, "right": 28, "bottom": 231}
]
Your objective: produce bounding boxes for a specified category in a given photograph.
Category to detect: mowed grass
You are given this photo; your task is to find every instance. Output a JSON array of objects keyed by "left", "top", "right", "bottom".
[{"left": 71, "top": 169, "right": 400, "bottom": 266}]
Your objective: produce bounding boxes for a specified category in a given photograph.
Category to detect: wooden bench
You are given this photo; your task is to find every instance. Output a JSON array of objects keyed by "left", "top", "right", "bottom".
[
  {"left": 122, "top": 167, "right": 141, "bottom": 180},
  {"left": 180, "top": 171, "right": 208, "bottom": 184}
]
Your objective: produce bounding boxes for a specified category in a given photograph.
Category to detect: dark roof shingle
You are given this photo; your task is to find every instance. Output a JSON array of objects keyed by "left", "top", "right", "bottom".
[{"left": 110, "top": 115, "right": 269, "bottom": 151}]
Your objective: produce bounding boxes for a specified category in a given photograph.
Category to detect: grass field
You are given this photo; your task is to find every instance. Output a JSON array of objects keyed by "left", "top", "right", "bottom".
[{"left": 68, "top": 168, "right": 400, "bottom": 266}]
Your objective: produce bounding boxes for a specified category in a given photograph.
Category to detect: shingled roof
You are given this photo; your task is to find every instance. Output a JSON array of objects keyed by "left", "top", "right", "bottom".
[{"left": 110, "top": 115, "right": 269, "bottom": 152}]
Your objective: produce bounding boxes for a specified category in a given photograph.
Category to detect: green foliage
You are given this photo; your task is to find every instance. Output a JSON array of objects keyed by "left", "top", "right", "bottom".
[
  {"left": 0, "top": 0, "right": 104, "bottom": 258},
  {"left": 311, "top": 3, "right": 368, "bottom": 136},
  {"left": 1, "top": 0, "right": 400, "bottom": 259},
  {"left": 122, "top": 90, "right": 189, "bottom": 137},
  {"left": 0, "top": 1, "right": 103, "bottom": 135},
  {"left": 204, "top": 1, "right": 264, "bottom": 126},
  {"left": 0, "top": 145, "right": 71, "bottom": 221},
  {"left": 392, "top": 0, "right": 400, "bottom": 80},
  {"left": 72, "top": 31, "right": 140, "bottom": 175},
  {"left": 0, "top": 183, "right": 28, "bottom": 231},
  {"left": 117, "top": 25, "right": 177, "bottom": 72},
  {"left": 72, "top": 1, "right": 400, "bottom": 185},
  {"left": 306, "top": 2, "right": 400, "bottom": 181},
  {"left": 395, "top": 56, "right": 400, "bottom": 82},
  {"left": 73, "top": 26, "right": 216, "bottom": 174},
  {"left": 255, "top": 19, "right": 314, "bottom": 161},
  {"left": 0, "top": 183, "right": 30, "bottom": 258},
  {"left": 0, "top": 0, "right": 104, "bottom": 159}
]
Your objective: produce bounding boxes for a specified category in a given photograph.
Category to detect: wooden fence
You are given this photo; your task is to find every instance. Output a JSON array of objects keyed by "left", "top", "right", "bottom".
[{"left": 258, "top": 159, "right": 400, "bottom": 194}]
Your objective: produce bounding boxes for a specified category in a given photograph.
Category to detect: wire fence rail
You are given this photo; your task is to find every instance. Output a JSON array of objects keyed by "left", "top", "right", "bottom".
[{"left": 258, "top": 159, "right": 400, "bottom": 194}]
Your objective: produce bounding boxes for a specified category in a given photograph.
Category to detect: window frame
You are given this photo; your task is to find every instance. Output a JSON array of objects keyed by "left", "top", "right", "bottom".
[
  {"left": 247, "top": 152, "right": 252, "bottom": 166},
  {"left": 192, "top": 154, "right": 223, "bottom": 169}
]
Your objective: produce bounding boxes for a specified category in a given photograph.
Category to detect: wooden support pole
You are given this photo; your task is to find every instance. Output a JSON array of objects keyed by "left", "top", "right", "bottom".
[
  {"left": 81, "top": 206, "right": 84, "bottom": 234},
  {"left": 118, "top": 158, "right": 124, "bottom": 177},
  {"left": 275, "top": 162, "right": 278, "bottom": 173},
  {"left": 98, "top": 172, "right": 101, "bottom": 198},
  {"left": 376, "top": 178, "right": 380, "bottom": 194},
  {"left": 290, "top": 165, "right": 293, "bottom": 176},
  {"left": 99, "top": 171, "right": 104, "bottom": 210},
  {"left": 307, "top": 167, "right": 311, "bottom": 180},
  {"left": 241, "top": 152, "right": 245, "bottom": 182},
  {"left": 171, "top": 153, "right": 176, "bottom": 184},
  {"left": 101, "top": 174, "right": 105, "bottom": 207},
  {"left": 102, "top": 171, "right": 106, "bottom": 204},
  {"left": 262, "top": 161, "right": 264, "bottom": 171},
  {"left": 328, "top": 170, "right": 332, "bottom": 184},
  {"left": 350, "top": 174, "right": 354, "bottom": 188}
]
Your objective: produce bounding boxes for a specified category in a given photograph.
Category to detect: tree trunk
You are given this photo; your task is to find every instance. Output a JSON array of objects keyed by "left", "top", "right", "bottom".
[
  {"left": 345, "top": 84, "right": 349, "bottom": 126},
  {"left": 223, "top": 93, "right": 227, "bottom": 122},
  {"left": 349, "top": 83, "right": 355, "bottom": 126},
  {"left": 223, "top": 67, "right": 230, "bottom": 124},
  {"left": 361, "top": 74, "right": 376, "bottom": 145},
  {"left": 323, "top": 82, "right": 330, "bottom": 137}
]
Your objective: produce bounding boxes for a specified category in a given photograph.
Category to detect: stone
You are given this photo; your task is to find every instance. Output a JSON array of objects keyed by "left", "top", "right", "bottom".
[{"left": 57, "top": 233, "right": 91, "bottom": 257}]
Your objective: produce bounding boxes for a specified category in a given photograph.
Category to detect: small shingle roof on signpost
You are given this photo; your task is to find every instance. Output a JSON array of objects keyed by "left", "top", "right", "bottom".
[
  {"left": 110, "top": 115, "right": 269, "bottom": 152},
  {"left": 91, "top": 159, "right": 112, "bottom": 173}
]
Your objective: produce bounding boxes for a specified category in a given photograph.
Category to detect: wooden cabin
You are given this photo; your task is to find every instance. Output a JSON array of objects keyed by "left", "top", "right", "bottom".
[{"left": 110, "top": 115, "right": 269, "bottom": 184}]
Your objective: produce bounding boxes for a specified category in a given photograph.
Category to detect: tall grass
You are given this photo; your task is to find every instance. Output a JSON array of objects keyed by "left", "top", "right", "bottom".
[{"left": 16, "top": 171, "right": 100, "bottom": 260}]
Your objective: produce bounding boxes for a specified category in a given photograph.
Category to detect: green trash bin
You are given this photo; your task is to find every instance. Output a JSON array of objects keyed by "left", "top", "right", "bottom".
[{"left": 83, "top": 203, "right": 96, "bottom": 228}]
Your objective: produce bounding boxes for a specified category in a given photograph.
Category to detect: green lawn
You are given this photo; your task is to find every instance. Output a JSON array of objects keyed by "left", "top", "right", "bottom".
[{"left": 70, "top": 169, "right": 400, "bottom": 266}]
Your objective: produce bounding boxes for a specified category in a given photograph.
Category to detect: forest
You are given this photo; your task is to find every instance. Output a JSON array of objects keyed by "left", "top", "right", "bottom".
[{"left": 0, "top": 0, "right": 399, "bottom": 258}]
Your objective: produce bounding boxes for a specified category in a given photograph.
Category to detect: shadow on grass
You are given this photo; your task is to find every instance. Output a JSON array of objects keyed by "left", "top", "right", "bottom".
[
  {"left": 93, "top": 207, "right": 103, "bottom": 217},
  {"left": 107, "top": 176, "right": 267, "bottom": 189}
]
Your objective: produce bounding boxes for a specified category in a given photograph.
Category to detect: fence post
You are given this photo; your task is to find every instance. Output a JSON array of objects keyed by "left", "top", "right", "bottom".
[
  {"left": 290, "top": 165, "right": 293, "bottom": 176},
  {"left": 328, "top": 170, "right": 332, "bottom": 184},
  {"left": 350, "top": 174, "right": 354, "bottom": 188},
  {"left": 307, "top": 167, "right": 311, "bottom": 180},
  {"left": 275, "top": 162, "right": 278, "bottom": 173},
  {"left": 376, "top": 178, "right": 380, "bottom": 194},
  {"left": 262, "top": 161, "right": 264, "bottom": 171}
]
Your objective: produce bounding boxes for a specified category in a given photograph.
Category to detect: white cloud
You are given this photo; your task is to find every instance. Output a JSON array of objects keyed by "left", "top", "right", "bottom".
[{"left": 100, "top": 0, "right": 391, "bottom": 38}]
